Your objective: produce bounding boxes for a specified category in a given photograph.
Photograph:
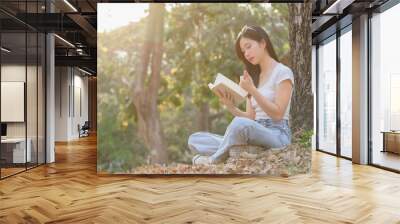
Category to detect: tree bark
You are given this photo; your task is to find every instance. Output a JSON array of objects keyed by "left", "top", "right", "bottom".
[
  {"left": 133, "top": 4, "right": 167, "bottom": 165},
  {"left": 197, "top": 102, "right": 210, "bottom": 131},
  {"left": 288, "top": 1, "right": 313, "bottom": 134}
]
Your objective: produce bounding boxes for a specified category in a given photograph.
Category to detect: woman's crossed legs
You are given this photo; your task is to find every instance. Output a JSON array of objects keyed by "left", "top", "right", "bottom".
[{"left": 188, "top": 117, "right": 288, "bottom": 164}]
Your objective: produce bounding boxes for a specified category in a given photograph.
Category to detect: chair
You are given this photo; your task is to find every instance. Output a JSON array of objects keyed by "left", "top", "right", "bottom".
[{"left": 78, "top": 121, "right": 90, "bottom": 138}]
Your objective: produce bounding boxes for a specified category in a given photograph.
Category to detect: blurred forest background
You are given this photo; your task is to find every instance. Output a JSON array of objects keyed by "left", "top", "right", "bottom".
[{"left": 98, "top": 3, "right": 312, "bottom": 173}]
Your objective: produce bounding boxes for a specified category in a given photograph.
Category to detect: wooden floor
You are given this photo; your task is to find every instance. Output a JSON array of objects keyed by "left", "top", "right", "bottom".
[
  {"left": 1, "top": 135, "right": 400, "bottom": 223},
  {"left": 372, "top": 150, "right": 400, "bottom": 171},
  {"left": 1, "top": 167, "right": 26, "bottom": 178}
]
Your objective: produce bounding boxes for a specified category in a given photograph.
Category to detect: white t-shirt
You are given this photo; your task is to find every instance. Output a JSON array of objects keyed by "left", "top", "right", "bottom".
[{"left": 250, "top": 63, "right": 294, "bottom": 120}]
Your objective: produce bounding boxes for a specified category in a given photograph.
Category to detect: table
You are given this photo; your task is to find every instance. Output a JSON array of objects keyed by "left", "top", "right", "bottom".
[
  {"left": 1, "top": 138, "right": 32, "bottom": 164},
  {"left": 381, "top": 131, "right": 400, "bottom": 154}
]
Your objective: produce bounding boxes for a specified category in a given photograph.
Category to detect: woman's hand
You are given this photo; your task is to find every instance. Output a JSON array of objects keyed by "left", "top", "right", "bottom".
[
  {"left": 216, "top": 89, "right": 234, "bottom": 108},
  {"left": 239, "top": 70, "right": 256, "bottom": 94}
]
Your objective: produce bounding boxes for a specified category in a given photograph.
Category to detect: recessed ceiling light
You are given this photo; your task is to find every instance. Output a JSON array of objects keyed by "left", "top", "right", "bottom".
[
  {"left": 63, "top": 0, "right": 78, "bottom": 12},
  {"left": 323, "top": 0, "right": 355, "bottom": 15},
  {"left": 54, "top": 34, "right": 75, "bottom": 48},
  {"left": 78, "top": 67, "right": 93, "bottom": 76},
  {"left": 1, "top": 47, "right": 11, "bottom": 53}
]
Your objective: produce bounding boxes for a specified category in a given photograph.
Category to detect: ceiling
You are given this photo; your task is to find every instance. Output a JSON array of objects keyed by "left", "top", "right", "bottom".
[
  {"left": 312, "top": 0, "right": 391, "bottom": 44},
  {"left": 0, "top": 0, "right": 99, "bottom": 75},
  {"left": 6, "top": 0, "right": 392, "bottom": 72}
]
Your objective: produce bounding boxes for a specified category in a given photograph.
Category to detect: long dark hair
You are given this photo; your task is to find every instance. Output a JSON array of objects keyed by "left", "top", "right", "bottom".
[{"left": 235, "top": 25, "right": 279, "bottom": 88}]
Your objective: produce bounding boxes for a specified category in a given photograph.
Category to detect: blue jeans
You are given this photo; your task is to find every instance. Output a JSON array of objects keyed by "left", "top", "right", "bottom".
[{"left": 188, "top": 117, "right": 292, "bottom": 163}]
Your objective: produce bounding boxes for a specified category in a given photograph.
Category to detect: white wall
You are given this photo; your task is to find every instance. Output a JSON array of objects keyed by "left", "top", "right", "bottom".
[
  {"left": 55, "top": 67, "right": 69, "bottom": 141},
  {"left": 71, "top": 73, "right": 89, "bottom": 138},
  {"left": 55, "top": 67, "right": 89, "bottom": 141},
  {"left": 1, "top": 65, "right": 40, "bottom": 138},
  {"left": 1, "top": 65, "right": 26, "bottom": 131}
]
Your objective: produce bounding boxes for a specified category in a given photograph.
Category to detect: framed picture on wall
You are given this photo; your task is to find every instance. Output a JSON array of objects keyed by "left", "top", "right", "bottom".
[{"left": 1, "top": 81, "right": 25, "bottom": 122}]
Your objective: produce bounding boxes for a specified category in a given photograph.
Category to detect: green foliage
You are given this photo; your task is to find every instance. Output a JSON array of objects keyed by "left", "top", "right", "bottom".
[
  {"left": 296, "top": 129, "right": 314, "bottom": 148},
  {"left": 98, "top": 3, "right": 290, "bottom": 169},
  {"left": 97, "top": 103, "right": 148, "bottom": 172}
]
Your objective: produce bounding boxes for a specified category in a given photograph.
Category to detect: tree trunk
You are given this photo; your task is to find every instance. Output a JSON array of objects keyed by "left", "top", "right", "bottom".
[
  {"left": 197, "top": 102, "right": 210, "bottom": 131},
  {"left": 133, "top": 4, "right": 167, "bottom": 165},
  {"left": 288, "top": 1, "right": 313, "bottom": 134}
]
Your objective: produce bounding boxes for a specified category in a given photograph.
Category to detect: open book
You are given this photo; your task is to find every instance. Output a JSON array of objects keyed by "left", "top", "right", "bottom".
[{"left": 208, "top": 73, "right": 248, "bottom": 105}]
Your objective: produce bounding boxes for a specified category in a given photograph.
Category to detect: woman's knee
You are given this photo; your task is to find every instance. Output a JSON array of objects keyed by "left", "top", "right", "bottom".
[
  {"left": 229, "top": 117, "right": 253, "bottom": 131},
  {"left": 188, "top": 132, "right": 200, "bottom": 152},
  {"left": 187, "top": 132, "right": 212, "bottom": 151},
  {"left": 188, "top": 132, "right": 202, "bottom": 145}
]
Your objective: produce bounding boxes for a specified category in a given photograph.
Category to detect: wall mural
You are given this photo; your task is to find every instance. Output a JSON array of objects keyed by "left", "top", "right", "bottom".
[{"left": 97, "top": 3, "right": 313, "bottom": 176}]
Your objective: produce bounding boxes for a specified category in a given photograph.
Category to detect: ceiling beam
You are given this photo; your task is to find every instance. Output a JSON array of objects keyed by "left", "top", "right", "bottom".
[
  {"left": 66, "top": 13, "right": 97, "bottom": 46},
  {"left": 55, "top": 55, "right": 96, "bottom": 71},
  {"left": 322, "top": 0, "right": 356, "bottom": 15}
]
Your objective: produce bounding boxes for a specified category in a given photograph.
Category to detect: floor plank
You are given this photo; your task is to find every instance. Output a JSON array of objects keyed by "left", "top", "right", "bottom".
[{"left": 0, "top": 135, "right": 400, "bottom": 223}]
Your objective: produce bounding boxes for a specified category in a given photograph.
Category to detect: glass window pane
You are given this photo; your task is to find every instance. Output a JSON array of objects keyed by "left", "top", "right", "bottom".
[
  {"left": 38, "top": 32, "right": 45, "bottom": 165},
  {"left": 371, "top": 3, "right": 400, "bottom": 171},
  {"left": 27, "top": 31, "right": 38, "bottom": 169},
  {"left": 1, "top": 31, "right": 27, "bottom": 177},
  {"left": 340, "top": 29, "right": 352, "bottom": 158},
  {"left": 318, "top": 37, "right": 337, "bottom": 154},
  {"left": 0, "top": 1, "right": 46, "bottom": 179}
]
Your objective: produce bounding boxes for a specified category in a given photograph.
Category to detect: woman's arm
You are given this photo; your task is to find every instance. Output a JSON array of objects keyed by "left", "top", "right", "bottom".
[
  {"left": 217, "top": 90, "right": 255, "bottom": 119},
  {"left": 249, "top": 79, "right": 293, "bottom": 121},
  {"left": 239, "top": 70, "right": 293, "bottom": 121},
  {"left": 245, "top": 97, "right": 256, "bottom": 119},
  {"left": 226, "top": 97, "right": 255, "bottom": 119}
]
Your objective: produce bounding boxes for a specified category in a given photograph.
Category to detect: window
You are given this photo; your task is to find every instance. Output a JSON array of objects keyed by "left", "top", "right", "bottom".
[
  {"left": 317, "top": 36, "right": 337, "bottom": 154},
  {"left": 340, "top": 28, "right": 352, "bottom": 158},
  {"left": 371, "top": 2, "right": 400, "bottom": 171},
  {"left": 0, "top": 1, "right": 47, "bottom": 179}
]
